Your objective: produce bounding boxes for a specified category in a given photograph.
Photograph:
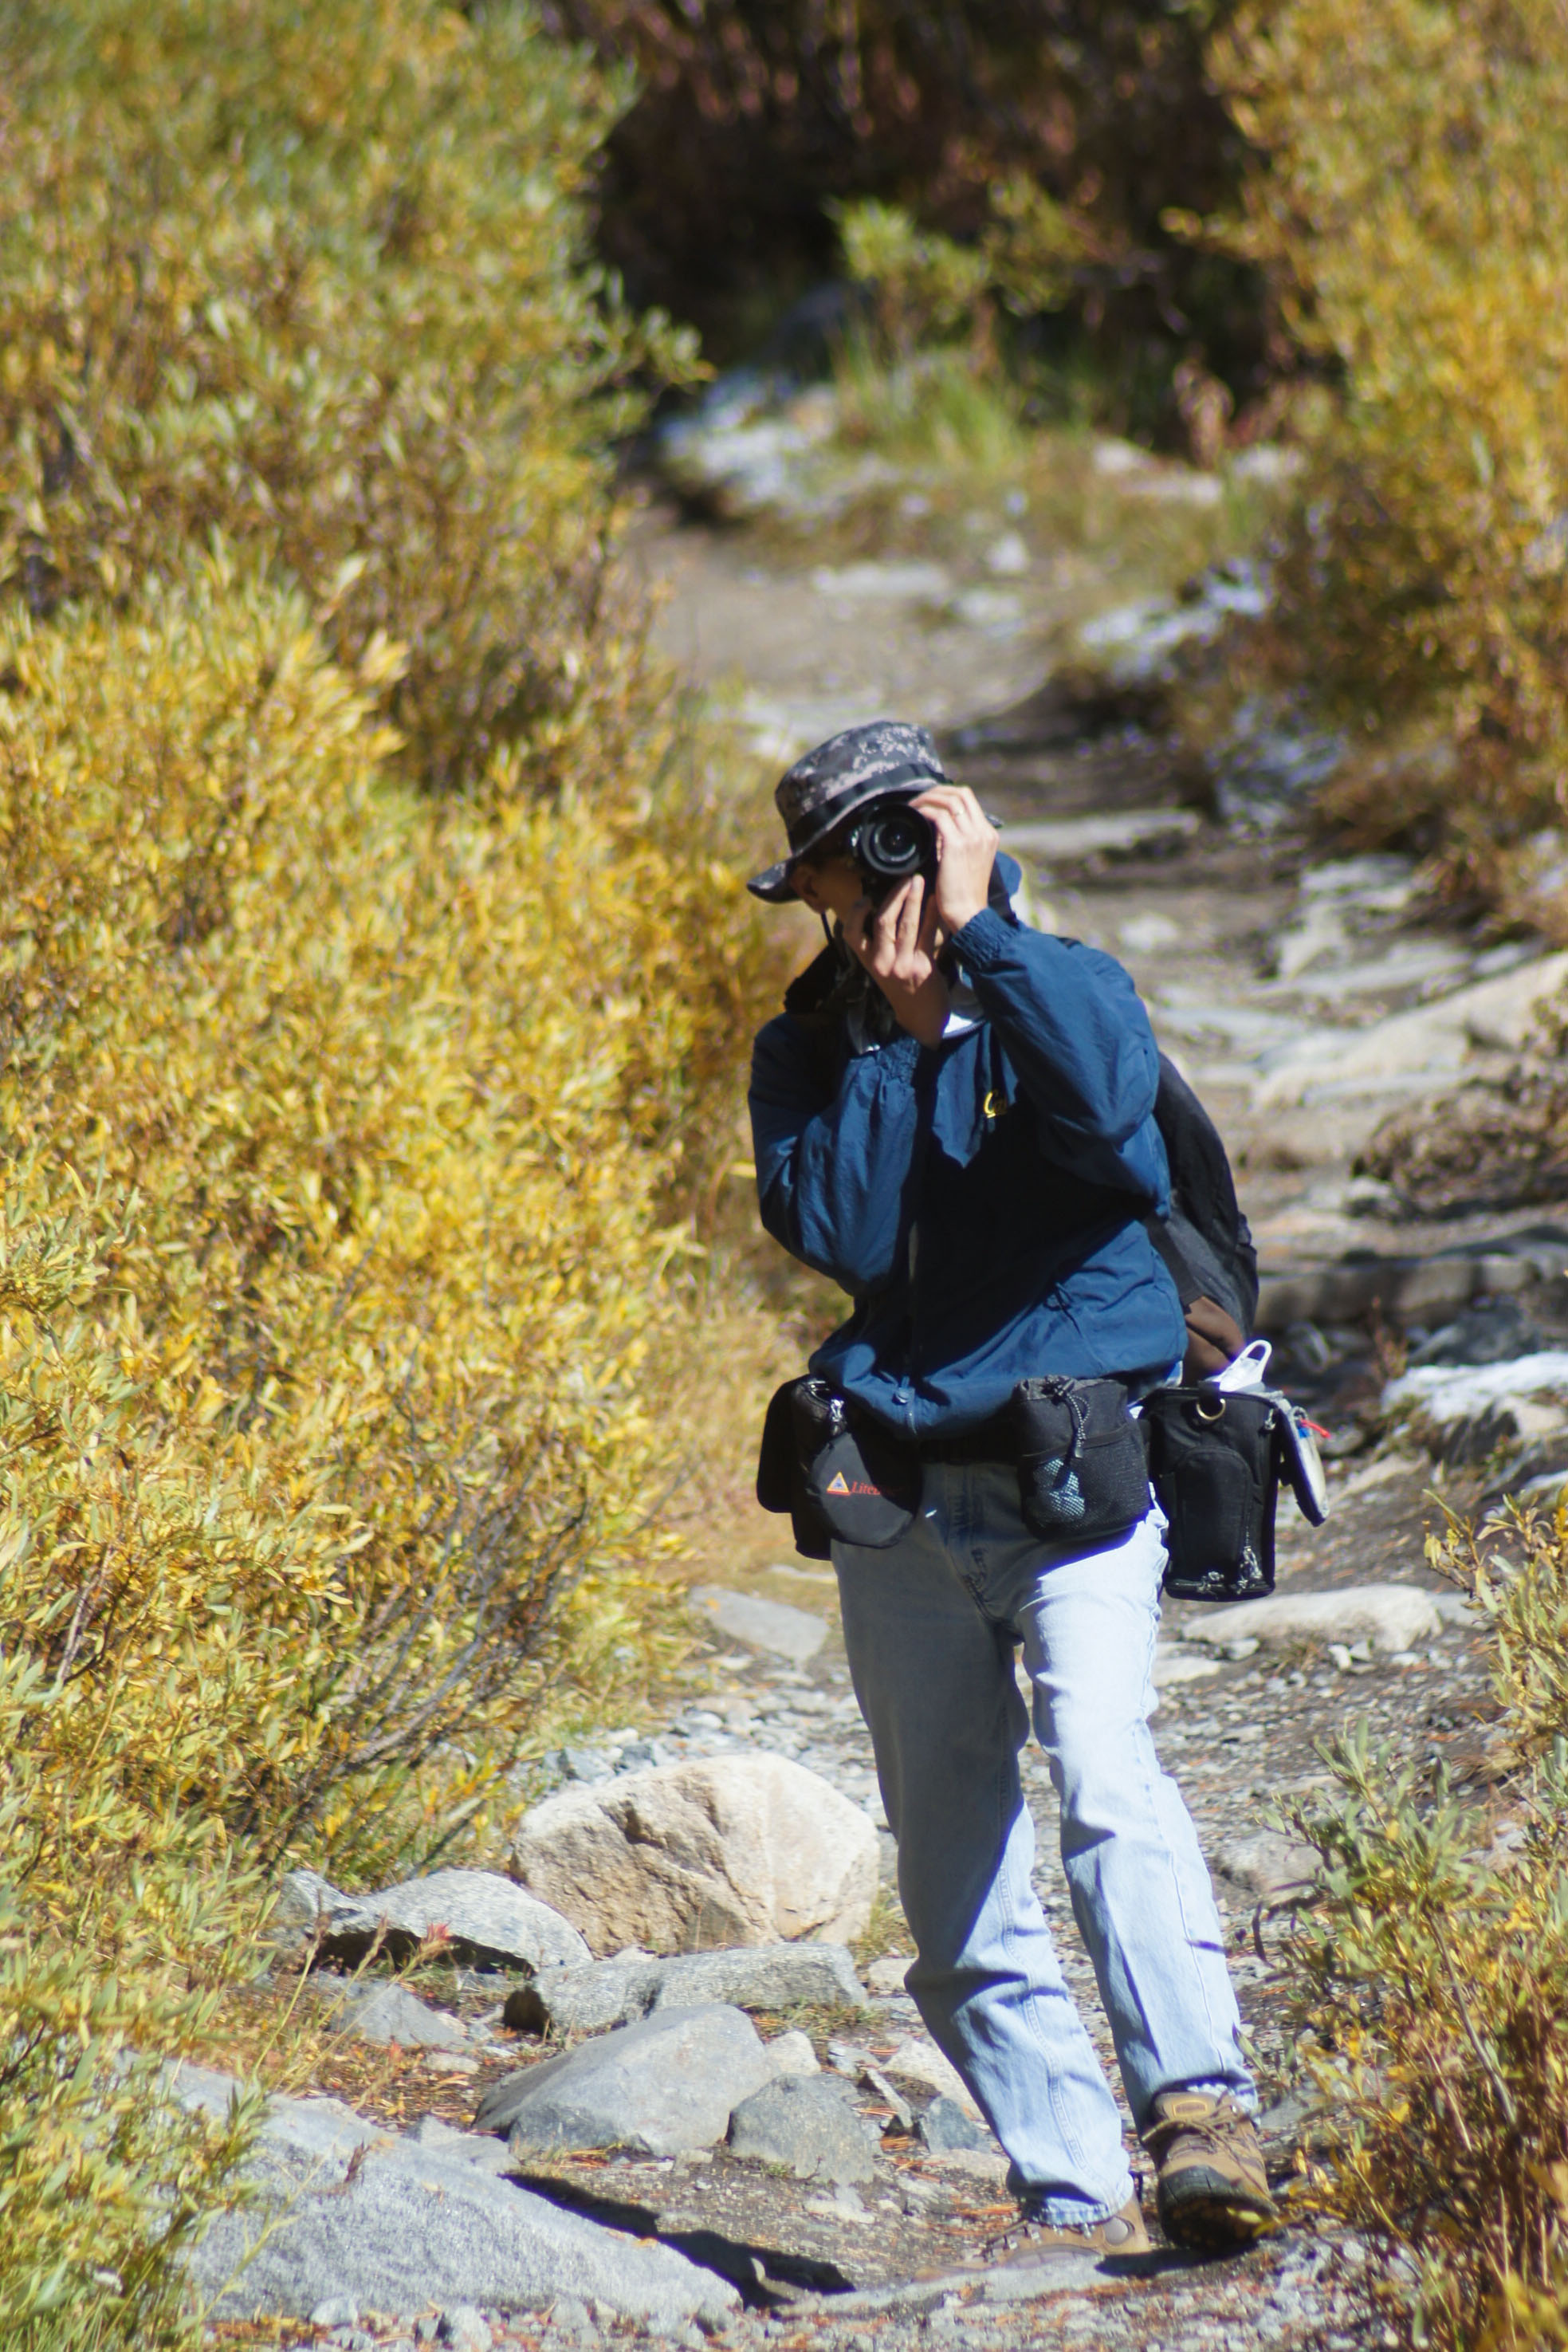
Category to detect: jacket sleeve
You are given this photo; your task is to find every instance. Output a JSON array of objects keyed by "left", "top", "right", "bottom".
[
  {"left": 749, "top": 1015, "right": 923, "bottom": 1290},
  {"left": 949, "top": 907, "right": 1169, "bottom": 1205}
]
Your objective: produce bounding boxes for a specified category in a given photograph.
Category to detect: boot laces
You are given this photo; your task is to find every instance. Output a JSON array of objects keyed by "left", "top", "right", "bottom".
[{"left": 1144, "top": 2093, "right": 1250, "bottom": 2161}]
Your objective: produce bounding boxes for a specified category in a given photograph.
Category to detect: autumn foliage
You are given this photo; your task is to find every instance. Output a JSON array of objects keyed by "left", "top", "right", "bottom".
[
  {"left": 0, "top": 4, "right": 765, "bottom": 2338},
  {"left": 1203, "top": 0, "right": 1568, "bottom": 931}
]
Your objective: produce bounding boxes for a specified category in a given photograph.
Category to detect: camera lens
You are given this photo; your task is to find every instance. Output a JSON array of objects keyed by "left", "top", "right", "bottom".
[{"left": 855, "top": 805, "right": 934, "bottom": 882}]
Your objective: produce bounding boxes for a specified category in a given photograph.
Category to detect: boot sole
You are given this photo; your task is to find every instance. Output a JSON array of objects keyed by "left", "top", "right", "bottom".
[{"left": 1158, "top": 2170, "right": 1280, "bottom": 2251}]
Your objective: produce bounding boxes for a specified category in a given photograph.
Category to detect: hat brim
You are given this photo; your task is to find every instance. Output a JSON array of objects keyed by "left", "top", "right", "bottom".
[
  {"left": 745, "top": 773, "right": 932, "bottom": 907},
  {"left": 746, "top": 860, "right": 798, "bottom": 903}
]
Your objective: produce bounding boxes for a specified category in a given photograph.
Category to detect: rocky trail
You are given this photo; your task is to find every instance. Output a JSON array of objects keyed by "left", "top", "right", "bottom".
[{"left": 201, "top": 436, "right": 1568, "bottom": 2352}]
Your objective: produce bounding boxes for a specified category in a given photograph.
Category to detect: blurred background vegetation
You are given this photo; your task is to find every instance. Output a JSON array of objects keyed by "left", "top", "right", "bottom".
[{"left": 4, "top": 0, "right": 1568, "bottom": 2339}]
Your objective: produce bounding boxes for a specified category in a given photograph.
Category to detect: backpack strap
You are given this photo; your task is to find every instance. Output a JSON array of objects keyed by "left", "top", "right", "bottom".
[{"left": 1144, "top": 1211, "right": 1204, "bottom": 1309}]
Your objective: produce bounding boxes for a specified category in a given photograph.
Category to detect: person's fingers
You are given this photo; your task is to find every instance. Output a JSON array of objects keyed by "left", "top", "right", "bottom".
[
  {"left": 914, "top": 784, "right": 986, "bottom": 830},
  {"left": 915, "top": 886, "right": 941, "bottom": 963},
  {"left": 882, "top": 879, "right": 918, "bottom": 954},
  {"left": 894, "top": 875, "right": 924, "bottom": 957}
]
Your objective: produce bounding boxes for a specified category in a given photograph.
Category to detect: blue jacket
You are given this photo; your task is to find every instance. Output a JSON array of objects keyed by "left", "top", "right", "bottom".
[{"left": 749, "top": 861, "right": 1186, "bottom": 1437}]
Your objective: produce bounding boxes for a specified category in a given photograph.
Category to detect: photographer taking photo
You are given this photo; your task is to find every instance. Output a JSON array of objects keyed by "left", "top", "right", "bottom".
[{"left": 746, "top": 722, "right": 1276, "bottom": 2262}]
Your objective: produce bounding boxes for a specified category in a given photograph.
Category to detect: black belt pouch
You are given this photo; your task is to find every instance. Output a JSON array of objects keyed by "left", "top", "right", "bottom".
[
  {"left": 1008, "top": 1376, "right": 1149, "bottom": 1548},
  {"left": 756, "top": 1376, "right": 922, "bottom": 1557},
  {"left": 1141, "top": 1383, "right": 1278, "bottom": 1603}
]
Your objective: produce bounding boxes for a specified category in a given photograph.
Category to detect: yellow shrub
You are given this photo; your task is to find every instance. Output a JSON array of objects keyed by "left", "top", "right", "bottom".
[
  {"left": 0, "top": 0, "right": 696, "bottom": 786},
  {"left": 0, "top": 6, "right": 771, "bottom": 2328},
  {"left": 0, "top": 569, "right": 765, "bottom": 1894},
  {"left": 0, "top": 1845, "right": 261, "bottom": 2351},
  {"left": 1287, "top": 1501, "right": 1568, "bottom": 2349},
  {"left": 1202, "top": 0, "right": 1568, "bottom": 928}
]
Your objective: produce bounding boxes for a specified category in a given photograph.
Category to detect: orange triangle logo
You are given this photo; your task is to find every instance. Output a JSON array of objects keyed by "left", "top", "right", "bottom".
[{"left": 825, "top": 1471, "right": 851, "bottom": 1495}]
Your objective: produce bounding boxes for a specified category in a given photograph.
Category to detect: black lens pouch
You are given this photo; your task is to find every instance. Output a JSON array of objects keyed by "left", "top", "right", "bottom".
[
  {"left": 1008, "top": 1376, "right": 1149, "bottom": 1548},
  {"left": 756, "top": 1376, "right": 921, "bottom": 1556},
  {"left": 1141, "top": 1383, "right": 1279, "bottom": 1603}
]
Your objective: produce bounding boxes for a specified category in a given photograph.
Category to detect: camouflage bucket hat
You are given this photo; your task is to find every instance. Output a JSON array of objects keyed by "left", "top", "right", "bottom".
[{"left": 747, "top": 720, "right": 950, "bottom": 903}]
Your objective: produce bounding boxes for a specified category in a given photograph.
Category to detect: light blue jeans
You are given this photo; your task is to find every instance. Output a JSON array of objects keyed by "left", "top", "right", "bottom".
[{"left": 833, "top": 1461, "right": 1253, "bottom": 2224}]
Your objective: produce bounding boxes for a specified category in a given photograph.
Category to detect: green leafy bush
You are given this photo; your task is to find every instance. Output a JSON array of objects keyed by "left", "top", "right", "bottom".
[{"left": 1201, "top": 0, "right": 1568, "bottom": 930}]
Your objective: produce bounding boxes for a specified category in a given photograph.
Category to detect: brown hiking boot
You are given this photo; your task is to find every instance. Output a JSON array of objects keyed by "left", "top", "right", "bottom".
[
  {"left": 1142, "top": 2090, "right": 1279, "bottom": 2249},
  {"left": 984, "top": 2196, "right": 1151, "bottom": 2270}
]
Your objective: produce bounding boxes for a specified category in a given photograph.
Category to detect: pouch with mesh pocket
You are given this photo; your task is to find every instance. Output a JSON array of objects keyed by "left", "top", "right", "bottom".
[{"left": 1008, "top": 1375, "right": 1149, "bottom": 1548}]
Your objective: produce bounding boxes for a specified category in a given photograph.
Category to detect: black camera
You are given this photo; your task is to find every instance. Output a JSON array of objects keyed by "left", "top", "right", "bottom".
[{"left": 845, "top": 799, "right": 938, "bottom": 906}]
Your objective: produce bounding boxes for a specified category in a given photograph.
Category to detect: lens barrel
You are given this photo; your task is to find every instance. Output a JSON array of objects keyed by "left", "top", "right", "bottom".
[{"left": 849, "top": 802, "right": 937, "bottom": 901}]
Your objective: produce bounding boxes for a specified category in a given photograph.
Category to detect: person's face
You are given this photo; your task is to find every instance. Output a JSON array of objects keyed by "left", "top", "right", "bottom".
[{"left": 790, "top": 848, "right": 869, "bottom": 926}]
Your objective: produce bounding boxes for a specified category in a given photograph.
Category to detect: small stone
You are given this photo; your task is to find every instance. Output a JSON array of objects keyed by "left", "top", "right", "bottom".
[
  {"left": 689, "top": 1587, "right": 827, "bottom": 1664},
  {"left": 478, "top": 2003, "right": 775, "bottom": 2157},
  {"left": 505, "top": 1939, "right": 867, "bottom": 2036},
  {"left": 728, "top": 2073, "right": 880, "bottom": 2184},
  {"left": 864, "top": 1955, "right": 910, "bottom": 1997},
  {"left": 436, "top": 2308, "right": 493, "bottom": 2352},
  {"left": 328, "top": 1982, "right": 467, "bottom": 2050},
  {"left": 1212, "top": 1832, "right": 1318, "bottom": 1899},
  {"left": 311, "top": 2299, "right": 361, "bottom": 2328},
  {"left": 882, "top": 2036, "right": 982, "bottom": 2120},
  {"left": 918, "top": 2096, "right": 988, "bottom": 2153},
  {"left": 1182, "top": 1584, "right": 1444, "bottom": 1657},
  {"left": 984, "top": 532, "right": 1030, "bottom": 577},
  {"left": 323, "top": 1869, "right": 591, "bottom": 1974},
  {"left": 1118, "top": 912, "right": 1182, "bottom": 956},
  {"left": 765, "top": 2029, "right": 819, "bottom": 2078},
  {"left": 1152, "top": 1648, "right": 1221, "bottom": 1687}
]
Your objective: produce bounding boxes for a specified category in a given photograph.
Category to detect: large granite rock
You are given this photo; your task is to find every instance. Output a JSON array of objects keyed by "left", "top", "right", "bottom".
[
  {"left": 171, "top": 2063, "right": 735, "bottom": 2326},
  {"left": 271, "top": 1866, "right": 589, "bottom": 1973},
  {"left": 475, "top": 2004, "right": 775, "bottom": 2158},
  {"left": 511, "top": 1753, "right": 878, "bottom": 1957},
  {"left": 501, "top": 1940, "right": 867, "bottom": 2036}
]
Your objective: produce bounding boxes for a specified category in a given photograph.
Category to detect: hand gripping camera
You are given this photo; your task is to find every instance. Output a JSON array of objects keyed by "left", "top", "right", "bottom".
[{"left": 843, "top": 798, "right": 939, "bottom": 907}]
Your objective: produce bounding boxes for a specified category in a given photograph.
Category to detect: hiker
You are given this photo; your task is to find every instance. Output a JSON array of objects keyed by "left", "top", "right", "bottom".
[{"left": 745, "top": 721, "right": 1277, "bottom": 2259}]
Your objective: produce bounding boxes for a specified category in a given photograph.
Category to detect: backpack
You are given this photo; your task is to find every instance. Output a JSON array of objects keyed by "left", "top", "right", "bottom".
[{"left": 1146, "top": 1053, "right": 1260, "bottom": 1352}]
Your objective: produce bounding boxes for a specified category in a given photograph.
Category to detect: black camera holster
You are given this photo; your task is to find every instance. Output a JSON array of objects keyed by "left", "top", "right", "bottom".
[
  {"left": 756, "top": 1376, "right": 922, "bottom": 1558},
  {"left": 1141, "top": 1382, "right": 1328, "bottom": 1603}
]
